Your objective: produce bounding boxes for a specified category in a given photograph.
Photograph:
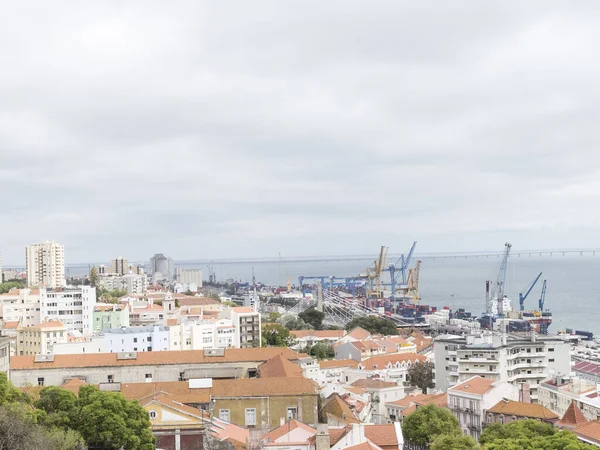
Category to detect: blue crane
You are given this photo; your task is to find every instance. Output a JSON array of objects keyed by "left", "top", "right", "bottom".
[
  {"left": 388, "top": 241, "right": 417, "bottom": 300},
  {"left": 519, "top": 272, "right": 543, "bottom": 311},
  {"left": 538, "top": 279, "right": 547, "bottom": 311}
]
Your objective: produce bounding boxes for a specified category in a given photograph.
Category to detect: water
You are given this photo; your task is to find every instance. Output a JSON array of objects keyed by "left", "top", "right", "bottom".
[{"left": 202, "top": 255, "right": 600, "bottom": 335}]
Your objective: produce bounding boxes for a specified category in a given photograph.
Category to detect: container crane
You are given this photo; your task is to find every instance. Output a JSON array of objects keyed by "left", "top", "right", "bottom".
[
  {"left": 519, "top": 272, "right": 543, "bottom": 311},
  {"left": 388, "top": 241, "right": 417, "bottom": 300}
]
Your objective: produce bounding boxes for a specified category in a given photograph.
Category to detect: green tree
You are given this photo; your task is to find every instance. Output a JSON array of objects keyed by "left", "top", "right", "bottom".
[
  {"left": 0, "top": 280, "right": 26, "bottom": 294},
  {"left": 262, "top": 323, "right": 294, "bottom": 347},
  {"left": 402, "top": 404, "right": 461, "bottom": 446},
  {"left": 298, "top": 308, "right": 325, "bottom": 330},
  {"left": 265, "top": 311, "right": 281, "bottom": 323},
  {"left": 283, "top": 315, "right": 312, "bottom": 330},
  {"left": 0, "top": 372, "right": 31, "bottom": 405},
  {"left": 310, "top": 342, "right": 335, "bottom": 360},
  {"left": 408, "top": 360, "right": 435, "bottom": 393},
  {"left": 209, "top": 293, "right": 221, "bottom": 302},
  {"left": 431, "top": 434, "right": 479, "bottom": 450},
  {"left": 35, "top": 386, "right": 78, "bottom": 429},
  {"left": 89, "top": 267, "right": 100, "bottom": 290},
  {"left": 345, "top": 316, "right": 398, "bottom": 335}
]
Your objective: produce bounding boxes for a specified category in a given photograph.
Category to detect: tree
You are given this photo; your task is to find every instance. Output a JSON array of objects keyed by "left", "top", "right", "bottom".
[
  {"left": 209, "top": 293, "right": 221, "bottom": 302},
  {"left": 265, "top": 312, "right": 281, "bottom": 323},
  {"left": 262, "top": 323, "right": 294, "bottom": 347},
  {"left": 431, "top": 434, "right": 479, "bottom": 450},
  {"left": 89, "top": 267, "right": 99, "bottom": 290},
  {"left": 345, "top": 316, "right": 398, "bottom": 335},
  {"left": 408, "top": 360, "right": 435, "bottom": 393},
  {"left": 480, "top": 420, "right": 596, "bottom": 450},
  {"left": 282, "top": 315, "right": 312, "bottom": 330},
  {"left": 402, "top": 404, "right": 460, "bottom": 446},
  {"left": 35, "top": 387, "right": 78, "bottom": 429},
  {"left": 310, "top": 342, "right": 335, "bottom": 360},
  {"left": 0, "top": 280, "right": 26, "bottom": 295},
  {"left": 298, "top": 309, "right": 325, "bottom": 330}
]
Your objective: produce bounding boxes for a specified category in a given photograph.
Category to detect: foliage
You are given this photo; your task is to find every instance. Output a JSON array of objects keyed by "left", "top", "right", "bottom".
[
  {"left": 35, "top": 387, "right": 78, "bottom": 429},
  {"left": 209, "top": 293, "right": 221, "bottom": 302},
  {"left": 0, "top": 280, "right": 26, "bottom": 294},
  {"left": 262, "top": 323, "right": 294, "bottom": 346},
  {"left": 431, "top": 434, "right": 479, "bottom": 450},
  {"left": 0, "top": 373, "right": 30, "bottom": 405},
  {"left": 345, "top": 316, "right": 398, "bottom": 335},
  {"left": 298, "top": 308, "right": 325, "bottom": 330},
  {"left": 265, "top": 312, "right": 281, "bottom": 323},
  {"left": 309, "top": 342, "right": 335, "bottom": 359},
  {"left": 89, "top": 267, "right": 99, "bottom": 290},
  {"left": 222, "top": 301, "right": 238, "bottom": 307},
  {"left": 408, "top": 360, "right": 435, "bottom": 393},
  {"left": 480, "top": 420, "right": 596, "bottom": 450},
  {"left": 402, "top": 404, "right": 461, "bottom": 446},
  {"left": 97, "top": 288, "right": 128, "bottom": 303},
  {"left": 282, "top": 315, "right": 312, "bottom": 330}
]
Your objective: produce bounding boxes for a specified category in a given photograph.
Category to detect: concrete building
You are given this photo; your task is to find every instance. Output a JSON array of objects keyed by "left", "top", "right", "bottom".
[
  {"left": 0, "top": 288, "right": 41, "bottom": 327},
  {"left": 539, "top": 375, "right": 600, "bottom": 421},
  {"left": 434, "top": 331, "right": 571, "bottom": 402},
  {"left": 350, "top": 378, "right": 405, "bottom": 424},
  {"left": 447, "top": 376, "right": 519, "bottom": 441},
  {"left": 109, "top": 257, "right": 129, "bottom": 276},
  {"left": 341, "top": 353, "right": 427, "bottom": 385},
  {"left": 93, "top": 304, "right": 130, "bottom": 334},
  {"left": 176, "top": 269, "right": 203, "bottom": 288},
  {"left": 0, "top": 336, "right": 10, "bottom": 376},
  {"left": 40, "top": 287, "right": 96, "bottom": 336},
  {"left": 149, "top": 254, "right": 173, "bottom": 281},
  {"left": 53, "top": 335, "right": 106, "bottom": 355},
  {"left": 98, "top": 273, "right": 148, "bottom": 295},
  {"left": 102, "top": 325, "right": 170, "bottom": 353},
  {"left": 9, "top": 347, "right": 306, "bottom": 387},
  {"left": 16, "top": 320, "right": 67, "bottom": 355},
  {"left": 25, "top": 241, "right": 65, "bottom": 288},
  {"left": 169, "top": 319, "right": 236, "bottom": 351},
  {"left": 220, "top": 307, "right": 261, "bottom": 348}
]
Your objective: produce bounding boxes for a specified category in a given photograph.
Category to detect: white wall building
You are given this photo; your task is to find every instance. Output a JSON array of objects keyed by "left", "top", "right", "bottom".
[
  {"left": 169, "top": 319, "right": 237, "bottom": 351},
  {"left": 99, "top": 273, "right": 148, "bottom": 295},
  {"left": 220, "top": 307, "right": 261, "bottom": 348},
  {"left": 538, "top": 376, "right": 600, "bottom": 422},
  {"left": 447, "top": 376, "right": 519, "bottom": 441},
  {"left": 176, "top": 269, "right": 203, "bottom": 288},
  {"left": 434, "top": 332, "right": 571, "bottom": 402},
  {"left": 53, "top": 335, "right": 106, "bottom": 355},
  {"left": 16, "top": 320, "right": 68, "bottom": 355},
  {"left": 40, "top": 287, "right": 96, "bottom": 336},
  {"left": 102, "top": 325, "right": 170, "bottom": 353},
  {"left": 0, "top": 288, "right": 41, "bottom": 327},
  {"left": 26, "top": 241, "right": 65, "bottom": 288}
]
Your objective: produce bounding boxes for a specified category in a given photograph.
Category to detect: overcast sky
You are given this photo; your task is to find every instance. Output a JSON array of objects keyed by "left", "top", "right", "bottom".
[{"left": 2, "top": 1, "right": 600, "bottom": 264}]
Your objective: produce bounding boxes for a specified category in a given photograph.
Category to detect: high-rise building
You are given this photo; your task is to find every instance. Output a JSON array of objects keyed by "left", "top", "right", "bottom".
[
  {"left": 149, "top": 253, "right": 173, "bottom": 280},
  {"left": 176, "top": 268, "right": 203, "bottom": 287},
  {"left": 109, "top": 257, "right": 129, "bottom": 276},
  {"left": 25, "top": 241, "right": 65, "bottom": 288}
]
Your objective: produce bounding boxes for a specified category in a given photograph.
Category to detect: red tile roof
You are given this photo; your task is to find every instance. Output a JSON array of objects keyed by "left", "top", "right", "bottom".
[
  {"left": 259, "top": 354, "right": 303, "bottom": 378},
  {"left": 359, "top": 353, "right": 426, "bottom": 370},
  {"left": 364, "top": 424, "right": 400, "bottom": 448},
  {"left": 343, "top": 441, "right": 382, "bottom": 450},
  {"left": 210, "top": 418, "right": 250, "bottom": 449},
  {"left": 232, "top": 307, "right": 255, "bottom": 314},
  {"left": 575, "top": 421, "right": 600, "bottom": 445},
  {"left": 449, "top": 376, "right": 495, "bottom": 396},
  {"left": 559, "top": 401, "right": 589, "bottom": 429},
  {"left": 347, "top": 327, "right": 371, "bottom": 340},
  {"left": 262, "top": 419, "right": 316, "bottom": 443},
  {"left": 487, "top": 400, "right": 558, "bottom": 420},
  {"left": 291, "top": 330, "right": 346, "bottom": 339}
]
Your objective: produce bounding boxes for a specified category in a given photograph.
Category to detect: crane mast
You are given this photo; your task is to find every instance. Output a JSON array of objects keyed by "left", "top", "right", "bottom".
[{"left": 488, "top": 243, "right": 512, "bottom": 313}]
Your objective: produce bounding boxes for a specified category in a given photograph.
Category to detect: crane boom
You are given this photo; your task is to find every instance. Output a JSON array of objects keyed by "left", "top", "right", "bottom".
[
  {"left": 488, "top": 243, "right": 512, "bottom": 313},
  {"left": 519, "top": 272, "right": 543, "bottom": 311},
  {"left": 538, "top": 280, "right": 547, "bottom": 311}
]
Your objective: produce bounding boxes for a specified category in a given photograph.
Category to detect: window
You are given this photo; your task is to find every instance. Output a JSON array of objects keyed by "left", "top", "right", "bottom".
[
  {"left": 179, "top": 372, "right": 185, "bottom": 381},
  {"left": 149, "top": 410, "right": 157, "bottom": 419},
  {"left": 287, "top": 407, "right": 297, "bottom": 420},
  {"left": 245, "top": 408, "right": 257, "bottom": 426},
  {"left": 133, "top": 338, "right": 138, "bottom": 343},
  {"left": 37, "top": 378, "right": 44, "bottom": 386},
  {"left": 108, "top": 375, "right": 114, "bottom": 383},
  {"left": 248, "top": 369, "right": 257, "bottom": 378},
  {"left": 219, "top": 409, "right": 230, "bottom": 422},
  {"left": 548, "top": 348, "right": 554, "bottom": 352},
  {"left": 147, "top": 336, "right": 152, "bottom": 342},
  {"left": 549, "top": 358, "right": 555, "bottom": 362},
  {"left": 145, "top": 373, "right": 152, "bottom": 380}
]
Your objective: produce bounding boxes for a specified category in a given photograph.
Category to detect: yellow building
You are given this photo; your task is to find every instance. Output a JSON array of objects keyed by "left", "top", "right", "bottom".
[{"left": 16, "top": 320, "right": 67, "bottom": 356}]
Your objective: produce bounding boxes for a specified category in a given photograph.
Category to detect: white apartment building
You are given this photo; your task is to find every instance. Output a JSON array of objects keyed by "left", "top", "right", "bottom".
[
  {"left": 0, "top": 288, "right": 40, "bottom": 327},
  {"left": 25, "top": 241, "right": 65, "bottom": 288},
  {"left": 102, "top": 325, "right": 170, "bottom": 353},
  {"left": 40, "top": 287, "right": 96, "bottom": 336},
  {"left": 169, "top": 319, "right": 237, "bottom": 351},
  {"left": 434, "top": 332, "right": 571, "bottom": 402},
  {"left": 16, "top": 320, "right": 68, "bottom": 355},
  {"left": 98, "top": 273, "right": 148, "bottom": 295},
  {"left": 176, "top": 269, "right": 203, "bottom": 287},
  {"left": 53, "top": 335, "right": 106, "bottom": 355},
  {"left": 226, "top": 307, "right": 261, "bottom": 348},
  {"left": 448, "top": 376, "right": 519, "bottom": 441},
  {"left": 538, "top": 376, "right": 600, "bottom": 422}
]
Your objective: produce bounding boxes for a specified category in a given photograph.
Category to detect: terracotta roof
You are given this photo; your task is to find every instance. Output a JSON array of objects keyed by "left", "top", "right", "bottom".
[
  {"left": 346, "top": 387, "right": 368, "bottom": 395},
  {"left": 401, "top": 404, "right": 418, "bottom": 417},
  {"left": 2, "top": 321, "right": 19, "bottom": 329},
  {"left": 61, "top": 378, "right": 87, "bottom": 395},
  {"left": 11, "top": 347, "right": 306, "bottom": 370},
  {"left": 142, "top": 393, "right": 208, "bottom": 420},
  {"left": 359, "top": 353, "right": 426, "bottom": 370},
  {"left": 419, "top": 392, "right": 447, "bottom": 407},
  {"left": 291, "top": 330, "right": 346, "bottom": 339},
  {"left": 487, "top": 400, "right": 558, "bottom": 420},
  {"left": 319, "top": 359, "right": 358, "bottom": 369},
  {"left": 347, "top": 327, "right": 371, "bottom": 340},
  {"left": 120, "top": 381, "right": 211, "bottom": 403},
  {"left": 559, "top": 401, "right": 589, "bottom": 428},
  {"left": 259, "top": 354, "right": 303, "bottom": 378},
  {"left": 364, "top": 424, "right": 400, "bottom": 448},
  {"left": 329, "top": 426, "right": 351, "bottom": 446},
  {"left": 166, "top": 318, "right": 178, "bottom": 326},
  {"left": 353, "top": 341, "right": 382, "bottom": 351},
  {"left": 351, "top": 379, "right": 398, "bottom": 389},
  {"left": 449, "top": 376, "right": 495, "bottom": 396},
  {"left": 176, "top": 297, "right": 219, "bottom": 307},
  {"left": 575, "top": 421, "right": 600, "bottom": 445},
  {"left": 344, "top": 441, "right": 382, "bottom": 450},
  {"left": 210, "top": 418, "right": 249, "bottom": 449},
  {"left": 232, "top": 307, "right": 255, "bottom": 314},
  {"left": 212, "top": 377, "right": 318, "bottom": 397},
  {"left": 387, "top": 393, "right": 429, "bottom": 407},
  {"left": 321, "top": 393, "right": 360, "bottom": 424},
  {"left": 262, "top": 419, "right": 316, "bottom": 443}
]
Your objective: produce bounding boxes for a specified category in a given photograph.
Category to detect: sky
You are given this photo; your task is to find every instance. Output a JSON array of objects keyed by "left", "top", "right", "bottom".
[{"left": 2, "top": 1, "right": 600, "bottom": 265}]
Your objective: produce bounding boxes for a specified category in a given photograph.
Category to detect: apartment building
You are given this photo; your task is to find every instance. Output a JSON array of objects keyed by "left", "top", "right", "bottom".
[
  {"left": 342, "top": 353, "right": 427, "bottom": 385},
  {"left": 25, "top": 241, "right": 65, "bottom": 288},
  {"left": 109, "top": 257, "right": 129, "bottom": 276},
  {"left": 93, "top": 304, "right": 130, "bottom": 334},
  {"left": 169, "top": 319, "right": 236, "bottom": 351},
  {"left": 16, "top": 320, "right": 67, "bottom": 355},
  {"left": 434, "top": 332, "right": 570, "bottom": 402},
  {"left": 447, "top": 376, "right": 519, "bottom": 441},
  {"left": 0, "top": 288, "right": 40, "bottom": 326},
  {"left": 39, "top": 287, "right": 96, "bottom": 335},
  {"left": 176, "top": 269, "right": 203, "bottom": 287},
  {"left": 98, "top": 273, "right": 148, "bottom": 295},
  {"left": 222, "top": 307, "right": 261, "bottom": 348},
  {"left": 149, "top": 253, "right": 173, "bottom": 280},
  {"left": 539, "top": 375, "right": 600, "bottom": 421},
  {"left": 102, "top": 325, "right": 169, "bottom": 353}
]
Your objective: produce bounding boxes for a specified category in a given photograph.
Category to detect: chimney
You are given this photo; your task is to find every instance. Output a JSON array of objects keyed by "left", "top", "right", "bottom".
[
  {"left": 315, "top": 424, "right": 330, "bottom": 450},
  {"left": 248, "top": 428, "right": 264, "bottom": 450},
  {"left": 350, "top": 423, "right": 365, "bottom": 444},
  {"left": 519, "top": 383, "right": 531, "bottom": 403}
]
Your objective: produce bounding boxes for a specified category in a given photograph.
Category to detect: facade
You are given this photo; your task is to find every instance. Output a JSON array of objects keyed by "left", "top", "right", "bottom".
[
  {"left": 39, "top": 287, "right": 96, "bottom": 335},
  {"left": 434, "top": 332, "right": 571, "bottom": 402},
  {"left": 109, "top": 257, "right": 129, "bottom": 276},
  {"left": 0, "top": 336, "right": 10, "bottom": 375},
  {"left": 169, "top": 319, "right": 236, "bottom": 351},
  {"left": 150, "top": 254, "right": 173, "bottom": 281},
  {"left": 350, "top": 379, "right": 405, "bottom": 424},
  {"left": 538, "top": 375, "right": 600, "bottom": 421},
  {"left": 342, "top": 353, "right": 427, "bottom": 385},
  {"left": 176, "top": 269, "right": 203, "bottom": 287},
  {"left": 53, "top": 335, "right": 106, "bottom": 355},
  {"left": 10, "top": 347, "right": 306, "bottom": 387},
  {"left": 447, "top": 376, "right": 519, "bottom": 441},
  {"left": 16, "top": 320, "right": 67, "bottom": 355},
  {"left": 25, "top": 241, "right": 65, "bottom": 288},
  {"left": 224, "top": 307, "right": 261, "bottom": 348},
  {"left": 99, "top": 273, "right": 148, "bottom": 295},
  {"left": 485, "top": 399, "right": 558, "bottom": 425},
  {"left": 102, "top": 325, "right": 170, "bottom": 353},
  {"left": 0, "top": 288, "right": 40, "bottom": 327},
  {"left": 93, "top": 304, "right": 130, "bottom": 334}
]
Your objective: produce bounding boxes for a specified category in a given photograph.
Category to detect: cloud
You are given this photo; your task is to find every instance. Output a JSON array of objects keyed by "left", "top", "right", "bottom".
[{"left": 1, "top": 0, "right": 600, "bottom": 264}]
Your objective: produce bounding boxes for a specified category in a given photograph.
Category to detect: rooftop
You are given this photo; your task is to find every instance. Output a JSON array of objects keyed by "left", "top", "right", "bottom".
[
  {"left": 351, "top": 379, "right": 398, "bottom": 389},
  {"left": 358, "top": 353, "right": 426, "bottom": 370},
  {"left": 319, "top": 359, "right": 359, "bottom": 369},
  {"left": 574, "top": 421, "right": 600, "bottom": 445},
  {"left": 558, "top": 401, "right": 589, "bottom": 429},
  {"left": 449, "top": 376, "right": 495, "bottom": 396},
  {"left": 262, "top": 419, "right": 316, "bottom": 443},
  {"left": 364, "top": 424, "right": 401, "bottom": 448},
  {"left": 211, "top": 377, "right": 318, "bottom": 397},
  {"left": 291, "top": 330, "right": 346, "bottom": 339},
  {"left": 120, "top": 381, "right": 211, "bottom": 403},
  {"left": 259, "top": 354, "right": 303, "bottom": 378},
  {"left": 232, "top": 307, "right": 256, "bottom": 314},
  {"left": 487, "top": 400, "right": 558, "bottom": 420}
]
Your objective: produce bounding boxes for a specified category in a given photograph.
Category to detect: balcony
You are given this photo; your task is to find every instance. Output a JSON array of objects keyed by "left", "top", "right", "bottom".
[
  {"left": 508, "top": 372, "right": 545, "bottom": 382},
  {"left": 507, "top": 361, "right": 547, "bottom": 371}
]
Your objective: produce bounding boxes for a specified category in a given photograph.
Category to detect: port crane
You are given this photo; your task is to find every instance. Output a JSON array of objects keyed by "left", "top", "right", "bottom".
[
  {"left": 519, "top": 272, "right": 543, "bottom": 311},
  {"left": 387, "top": 241, "right": 417, "bottom": 300},
  {"left": 538, "top": 279, "right": 547, "bottom": 311},
  {"left": 487, "top": 242, "right": 512, "bottom": 314}
]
